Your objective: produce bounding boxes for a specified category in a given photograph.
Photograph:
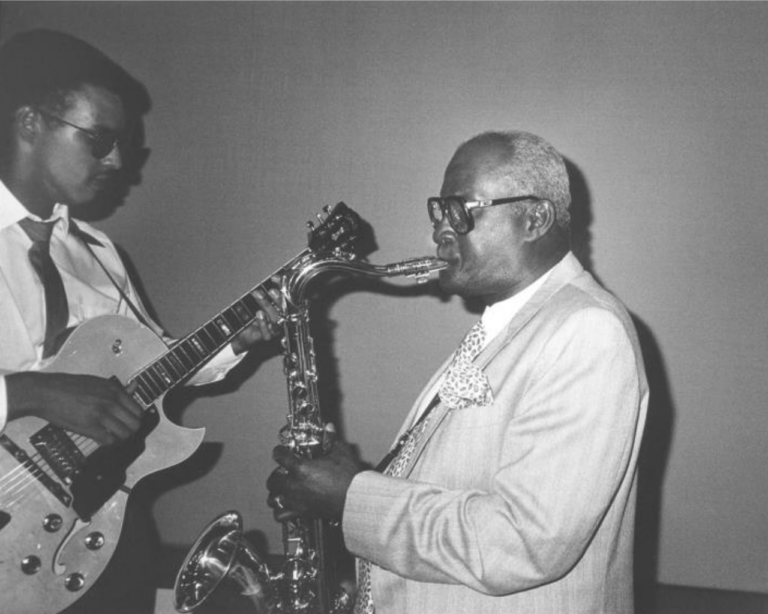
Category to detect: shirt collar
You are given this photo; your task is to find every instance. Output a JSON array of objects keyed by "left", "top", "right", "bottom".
[
  {"left": 0, "top": 177, "right": 71, "bottom": 232},
  {"left": 481, "top": 267, "right": 554, "bottom": 346}
]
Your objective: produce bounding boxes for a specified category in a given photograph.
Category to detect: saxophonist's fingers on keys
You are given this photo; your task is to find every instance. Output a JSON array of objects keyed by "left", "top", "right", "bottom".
[{"left": 267, "top": 493, "right": 299, "bottom": 522}]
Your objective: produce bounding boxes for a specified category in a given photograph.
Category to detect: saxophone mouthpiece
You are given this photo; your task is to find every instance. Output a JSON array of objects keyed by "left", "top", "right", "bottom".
[{"left": 385, "top": 257, "right": 448, "bottom": 283}]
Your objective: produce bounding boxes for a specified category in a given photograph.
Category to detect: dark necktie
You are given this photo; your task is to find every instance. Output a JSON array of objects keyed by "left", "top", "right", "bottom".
[{"left": 18, "top": 217, "right": 70, "bottom": 358}]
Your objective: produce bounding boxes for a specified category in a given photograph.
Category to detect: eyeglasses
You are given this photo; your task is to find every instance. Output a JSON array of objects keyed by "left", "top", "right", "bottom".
[
  {"left": 427, "top": 194, "right": 541, "bottom": 235},
  {"left": 38, "top": 109, "right": 125, "bottom": 160}
]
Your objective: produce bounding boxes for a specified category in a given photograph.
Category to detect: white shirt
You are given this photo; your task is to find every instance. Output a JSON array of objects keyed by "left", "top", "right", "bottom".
[
  {"left": 480, "top": 269, "right": 552, "bottom": 349},
  {"left": 413, "top": 267, "right": 553, "bottom": 422},
  {"left": 0, "top": 178, "right": 241, "bottom": 431}
]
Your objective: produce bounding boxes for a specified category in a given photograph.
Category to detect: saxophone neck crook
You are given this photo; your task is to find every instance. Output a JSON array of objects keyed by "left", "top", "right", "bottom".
[{"left": 282, "top": 254, "right": 446, "bottom": 306}]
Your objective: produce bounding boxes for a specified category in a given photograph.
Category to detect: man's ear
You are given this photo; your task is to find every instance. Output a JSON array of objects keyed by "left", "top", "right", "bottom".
[
  {"left": 14, "top": 106, "right": 42, "bottom": 145},
  {"left": 525, "top": 199, "right": 556, "bottom": 240}
]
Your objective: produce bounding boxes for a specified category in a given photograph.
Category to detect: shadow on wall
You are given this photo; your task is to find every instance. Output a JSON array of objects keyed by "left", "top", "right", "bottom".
[
  {"left": 633, "top": 316, "right": 674, "bottom": 614},
  {"left": 566, "top": 158, "right": 675, "bottom": 612},
  {"left": 565, "top": 158, "right": 594, "bottom": 273}
]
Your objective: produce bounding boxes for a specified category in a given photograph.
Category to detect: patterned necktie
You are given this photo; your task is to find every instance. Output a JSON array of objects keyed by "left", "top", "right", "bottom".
[
  {"left": 353, "top": 322, "right": 491, "bottom": 614},
  {"left": 438, "top": 321, "right": 493, "bottom": 410},
  {"left": 18, "top": 218, "right": 69, "bottom": 358},
  {"left": 355, "top": 406, "right": 437, "bottom": 613}
]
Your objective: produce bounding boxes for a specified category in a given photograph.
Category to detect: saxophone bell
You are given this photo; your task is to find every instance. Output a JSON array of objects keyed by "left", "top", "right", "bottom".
[{"left": 174, "top": 511, "right": 277, "bottom": 613}]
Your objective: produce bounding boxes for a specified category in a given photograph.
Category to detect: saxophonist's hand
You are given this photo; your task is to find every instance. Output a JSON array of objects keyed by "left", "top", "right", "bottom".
[{"left": 267, "top": 433, "right": 364, "bottom": 522}]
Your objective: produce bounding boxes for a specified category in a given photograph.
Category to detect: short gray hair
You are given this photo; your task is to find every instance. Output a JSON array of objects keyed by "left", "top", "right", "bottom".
[{"left": 457, "top": 130, "right": 571, "bottom": 231}]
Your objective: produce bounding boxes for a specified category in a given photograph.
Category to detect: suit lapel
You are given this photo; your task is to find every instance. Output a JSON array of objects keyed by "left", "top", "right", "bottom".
[
  {"left": 399, "top": 253, "right": 586, "bottom": 477},
  {"left": 477, "top": 252, "right": 585, "bottom": 369}
]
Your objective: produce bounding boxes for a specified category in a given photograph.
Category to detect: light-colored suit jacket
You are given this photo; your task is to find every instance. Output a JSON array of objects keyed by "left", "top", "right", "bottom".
[{"left": 343, "top": 253, "right": 649, "bottom": 614}]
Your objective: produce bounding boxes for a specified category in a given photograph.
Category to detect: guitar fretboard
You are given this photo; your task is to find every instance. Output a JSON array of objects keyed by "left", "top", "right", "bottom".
[{"left": 129, "top": 290, "right": 267, "bottom": 407}]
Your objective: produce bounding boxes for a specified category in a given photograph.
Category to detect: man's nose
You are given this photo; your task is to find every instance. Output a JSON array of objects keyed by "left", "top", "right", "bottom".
[
  {"left": 432, "top": 214, "right": 455, "bottom": 244},
  {"left": 101, "top": 144, "right": 122, "bottom": 169}
]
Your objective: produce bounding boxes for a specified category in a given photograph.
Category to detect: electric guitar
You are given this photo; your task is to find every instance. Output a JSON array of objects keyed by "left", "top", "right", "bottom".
[{"left": 0, "top": 203, "right": 360, "bottom": 614}]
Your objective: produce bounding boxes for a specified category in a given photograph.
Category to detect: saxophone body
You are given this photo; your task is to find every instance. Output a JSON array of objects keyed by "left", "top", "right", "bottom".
[
  {"left": 274, "top": 252, "right": 447, "bottom": 613},
  {"left": 173, "top": 209, "right": 446, "bottom": 613}
]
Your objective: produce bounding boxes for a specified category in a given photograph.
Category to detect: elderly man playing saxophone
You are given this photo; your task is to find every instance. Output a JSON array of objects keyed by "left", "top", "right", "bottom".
[{"left": 268, "top": 130, "right": 649, "bottom": 614}]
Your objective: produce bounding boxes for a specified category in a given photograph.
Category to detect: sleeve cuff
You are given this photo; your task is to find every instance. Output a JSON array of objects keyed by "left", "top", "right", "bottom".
[
  {"left": 186, "top": 343, "right": 244, "bottom": 386},
  {"left": 0, "top": 375, "right": 8, "bottom": 433},
  {"left": 342, "top": 471, "right": 401, "bottom": 560}
]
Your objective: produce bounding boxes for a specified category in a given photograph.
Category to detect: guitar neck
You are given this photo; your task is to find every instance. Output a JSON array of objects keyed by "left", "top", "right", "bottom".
[
  {"left": 124, "top": 202, "right": 359, "bottom": 409},
  {"left": 127, "top": 260, "right": 294, "bottom": 408}
]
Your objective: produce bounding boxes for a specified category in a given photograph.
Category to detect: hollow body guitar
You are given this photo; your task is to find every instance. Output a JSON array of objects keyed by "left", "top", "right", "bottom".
[{"left": 0, "top": 203, "right": 360, "bottom": 614}]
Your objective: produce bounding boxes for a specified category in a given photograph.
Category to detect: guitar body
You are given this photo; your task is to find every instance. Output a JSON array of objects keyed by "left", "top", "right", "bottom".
[
  {"left": 0, "top": 315, "right": 205, "bottom": 614},
  {"left": 0, "top": 201, "right": 361, "bottom": 614}
]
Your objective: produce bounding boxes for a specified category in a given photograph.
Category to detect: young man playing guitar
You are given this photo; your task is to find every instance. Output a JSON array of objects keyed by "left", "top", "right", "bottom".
[{"left": 0, "top": 29, "right": 281, "bottom": 613}]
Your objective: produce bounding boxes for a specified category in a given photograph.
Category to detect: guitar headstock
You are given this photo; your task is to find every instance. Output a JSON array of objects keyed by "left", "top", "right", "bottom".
[{"left": 307, "top": 202, "right": 361, "bottom": 253}]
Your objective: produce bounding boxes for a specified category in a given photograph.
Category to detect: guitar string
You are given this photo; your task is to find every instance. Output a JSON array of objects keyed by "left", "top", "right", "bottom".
[
  {"left": 0, "top": 429, "right": 99, "bottom": 506},
  {"left": 0, "top": 210, "right": 351, "bottom": 511},
  {"left": 0, "top": 456, "right": 55, "bottom": 506},
  {"left": 0, "top": 259, "right": 274, "bottom": 508},
  {"left": 0, "top": 306, "right": 259, "bottom": 508}
]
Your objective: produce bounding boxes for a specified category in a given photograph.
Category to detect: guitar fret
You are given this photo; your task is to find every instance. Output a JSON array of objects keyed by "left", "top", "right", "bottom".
[
  {"left": 165, "top": 350, "right": 188, "bottom": 376},
  {"left": 150, "top": 364, "right": 173, "bottom": 391},
  {"left": 159, "top": 354, "right": 182, "bottom": 381},
  {"left": 144, "top": 371, "right": 165, "bottom": 397},
  {"left": 211, "top": 315, "right": 234, "bottom": 347},
  {"left": 173, "top": 345, "right": 197, "bottom": 370},
  {"left": 187, "top": 336, "right": 207, "bottom": 360},
  {"left": 142, "top": 367, "right": 167, "bottom": 395},
  {"left": 133, "top": 373, "right": 151, "bottom": 396},
  {"left": 199, "top": 325, "right": 221, "bottom": 350},
  {"left": 222, "top": 306, "right": 243, "bottom": 330},
  {"left": 241, "top": 293, "right": 261, "bottom": 314},
  {"left": 233, "top": 297, "right": 256, "bottom": 323},
  {"left": 154, "top": 362, "right": 175, "bottom": 387},
  {"left": 133, "top": 373, "right": 161, "bottom": 403},
  {"left": 212, "top": 316, "right": 232, "bottom": 339},
  {"left": 133, "top": 379, "right": 154, "bottom": 405}
]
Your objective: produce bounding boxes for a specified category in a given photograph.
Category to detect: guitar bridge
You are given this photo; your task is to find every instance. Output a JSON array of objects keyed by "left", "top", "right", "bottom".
[{"left": 30, "top": 424, "right": 85, "bottom": 484}]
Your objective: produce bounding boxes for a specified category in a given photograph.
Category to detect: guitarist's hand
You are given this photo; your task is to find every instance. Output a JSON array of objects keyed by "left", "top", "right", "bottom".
[
  {"left": 5, "top": 372, "right": 143, "bottom": 445},
  {"left": 232, "top": 284, "right": 283, "bottom": 354}
]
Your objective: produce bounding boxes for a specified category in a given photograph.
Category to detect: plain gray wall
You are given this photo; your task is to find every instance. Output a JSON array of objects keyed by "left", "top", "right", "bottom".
[{"left": 1, "top": 1, "right": 766, "bottom": 594}]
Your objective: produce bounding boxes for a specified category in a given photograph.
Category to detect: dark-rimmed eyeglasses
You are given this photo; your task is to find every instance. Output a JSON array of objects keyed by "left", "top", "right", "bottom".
[
  {"left": 38, "top": 109, "right": 125, "bottom": 160},
  {"left": 427, "top": 195, "right": 541, "bottom": 235}
]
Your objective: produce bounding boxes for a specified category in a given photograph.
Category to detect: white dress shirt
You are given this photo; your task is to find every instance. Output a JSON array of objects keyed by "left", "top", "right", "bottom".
[
  {"left": 413, "top": 268, "right": 553, "bottom": 422},
  {"left": 480, "top": 268, "right": 552, "bottom": 348},
  {"left": 0, "top": 178, "right": 241, "bottom": 431}
]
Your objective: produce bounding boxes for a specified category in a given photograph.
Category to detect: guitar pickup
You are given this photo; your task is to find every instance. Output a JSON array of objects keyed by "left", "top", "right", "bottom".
[
  {"left": 0, "top": 434, "right": 72, "bottom": 507},
  {"left": 30, "top": 424, "right": 86, "bottom": 484}
]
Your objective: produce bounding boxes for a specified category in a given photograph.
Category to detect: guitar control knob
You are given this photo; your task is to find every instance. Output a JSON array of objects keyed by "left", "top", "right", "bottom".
[
  {"left": 65, "top": 572, "right": 86, "bottom": 592},
  {"left": 20, "top": 555, "right": 41, "bottom": 575},
  {"left": 43, "top": 514, "right": 63, "bottom": 532},
  {"left": 85, "top": 532, "right": 105, "bottom": 550}
]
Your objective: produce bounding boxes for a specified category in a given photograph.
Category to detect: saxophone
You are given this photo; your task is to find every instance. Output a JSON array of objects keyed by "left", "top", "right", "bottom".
[{"left": 173, "top": 204, "right": 446, "bottom": 613}]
